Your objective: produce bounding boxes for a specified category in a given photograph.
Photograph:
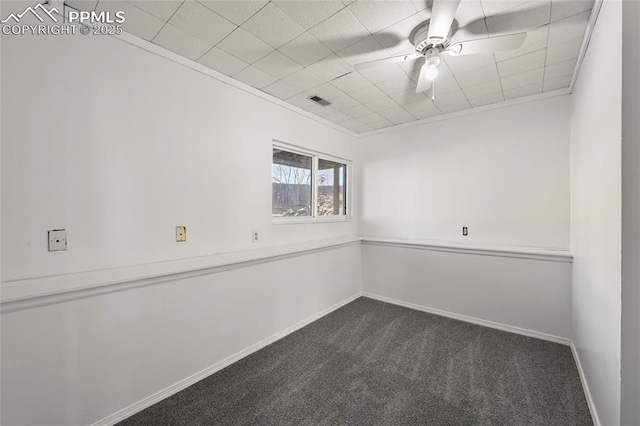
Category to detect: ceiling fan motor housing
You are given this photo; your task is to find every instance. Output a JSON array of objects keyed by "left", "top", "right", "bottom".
[{"left": 411, "top": 22, "right": 452, "bottom": 53}]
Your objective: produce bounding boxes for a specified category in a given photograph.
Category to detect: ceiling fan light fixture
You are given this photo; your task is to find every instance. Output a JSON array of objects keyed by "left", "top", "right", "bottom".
[{"left": 424, "top": 64, "right": 439, "bottom": 80}]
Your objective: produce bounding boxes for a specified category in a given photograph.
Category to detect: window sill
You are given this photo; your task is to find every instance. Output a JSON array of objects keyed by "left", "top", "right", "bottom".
[{"left": 273, "top": 216, "right": 353, "bottom": 225}]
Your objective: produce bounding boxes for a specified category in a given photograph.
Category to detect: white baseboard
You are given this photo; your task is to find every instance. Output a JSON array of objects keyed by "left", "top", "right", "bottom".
[
  {"left": 92, "top": 292, "right": 363, "bottom": 426},
  {"left": 362, "top": 292, "right": 571, "bottom": 346},
  {"left": 571, "top": 341, "right": 601, "bottom": 426}
]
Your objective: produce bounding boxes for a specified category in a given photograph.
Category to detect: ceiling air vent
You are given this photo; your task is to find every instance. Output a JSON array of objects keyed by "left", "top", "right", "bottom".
[{"left": 308, "top": 95, "right": 331, "bottom": 106}]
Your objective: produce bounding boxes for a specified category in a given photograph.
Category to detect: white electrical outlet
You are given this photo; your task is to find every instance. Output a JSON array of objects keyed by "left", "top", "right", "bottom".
[
  {"left": 48, "top": 229, "right": 67, "bottom": 251},
  {"left": 252, "top": 230, "right": 259, "bottom": 243}
]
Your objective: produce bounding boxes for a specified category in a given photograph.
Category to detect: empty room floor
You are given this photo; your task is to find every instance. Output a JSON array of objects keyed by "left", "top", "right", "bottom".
[{"left": 119, "top": 298, "right": 592, "bottom": 425}]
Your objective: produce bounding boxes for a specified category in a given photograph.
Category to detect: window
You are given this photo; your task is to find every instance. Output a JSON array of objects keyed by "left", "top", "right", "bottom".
[{"left": 272, "top": 143, "right": 350, "bottom": 220}]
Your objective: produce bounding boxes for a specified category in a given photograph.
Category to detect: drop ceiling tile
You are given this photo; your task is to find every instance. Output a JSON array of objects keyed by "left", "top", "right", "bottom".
[
  {"left": 153, "top": 24, "right": 213, "bottom": 60},
  {"left": 377, "top": 105, "right": 415, "bottom": 124},
  {"left": 543, "top": 74, "right": 572, "bottom": 91},
  {"left": 370, "top": 119, "right": 395, "bottom": 130},
  {"left": 413, "top": 106, "right": 442, "bottom": 120},
  {"left": 323, "top": 110, "right": 354, "bottom": 125},
  {"left": 403, "top": 98, "right": 438, "bottom": 113},
  {"left": 342, "top": 0, "right": 357, "bottom": 6},
  {"left": 279, "top": 32, "right": 333, "bottom": 67},
  {"left": 462, "top": 79, "right": 502, "bottom": 99},
  {"left": 233, "top": 65, "right": 278, "bottom": 88},
  {"left": 547, "top": 10, "right": 590, "bottom": 45},
  {"left": 360, "top": 63, "right": 413, "bottom": 84},
  {"left": 66, "top": 0, "right": 98, "bottom": 11},
  {"left": 372, "top": 11, "right": 428, "bottom": 55},
  {"left": 328, "top": 94, "right": 360, "bottom": 110},
  {"left": 169, "top": 1, "right": 237, "bottom": 45},
  {"left": 497, "top": 48, "right": 546, "bottom": 77},
  {"left": 503, "top": 81, "right": 542, "bottom": 99},
  {"left": 348, "top": 84, "right": 387, "bottom": 103},
  {"left": 198, "top": 46, "right": 249, "bottom": 76},
  {"left": 331, "top": 72, "right": 371, "bottom": 93},
  {"left": 480, "top": 0, "right": 533, "bottom": 17},
  {"left": 341, "top": 117, "right": 363, "bottom": 129},
  {"left": 550, "top": 0, "right": 593, "bottom": 22},
  {"left": 304, "top": 103, "right": 336, "bottom": 117},
  {"left": 468, "top": 91, "right": 504, "bottom": 107},
  {"left": 359, "top": 112, "right": 387, "bottom": 125},
  {"left": 281, "top": 68, "right": 326, "bottom": 92},
  {"left": 437, "top": 99, "right": 472, "bottom": 114},
  {"left": 305, "top": 54, "right": 353, "bottom": 81},
  {"left": 444, "top": 52, "right": 496, "bottom": 74},
  {"left": 273, "top": 1, "right": 345, "bottom": 30},
  {"left": 242, "top": 3, "right": 305, "bottom": 48},
  {"left": 351, "top": 124, "right": 374, "bottom": 133},
  {"left": 494, "top": 24, "right": 549, "bottom": 62},
  {"left": 309, "top": 8, "right": 370, "bottom": 52},
  {"left": 433, "top": 89, "right": 468, "bottom": 106},
  {"left": 217, "top": 28, "right": 273, "bottom": 63},
  {"left": 343, "top": 104, "right": 374, "bottom": 118},
  {"left": 455, "top": 63, "right": 500, "bottom": 87},
  {"left": 253, "top": 51, "right": 303, "bottom": 79},
  {"left": 452, "top": 18, "right": 489, "bottom": 44},
  {"left": 336, "top": 36, "right": 390, "bottom": 67},
  {"left": 390, "top": 89, "right": 429, "bottom": 105},
  {"left": 286, "top": 92, "right": 317, "bottom": 109},
  {"left": 485, "top": 0, "right": 551, "bottom": 36},
  {"left": 375, "top": 74, "right": 417, "bottom": 95},
  {"left": 500, "top": 67, "right": 544, "bottom": 90},
  {"left": 386, "top": 113, "right": 417, "bottom": 125},
  {"left": 454, "top": 0, "right": 485, "bottom": 27},
  {"left": 262, "top": 80, "right": 304, "bottom": 99},
  {"left": 544, "top": 57, "right": 576, "bottom": 80},
  {"left": 429, "top": 76, "right": 462, "bottom": 95},
  {"left": 366, "top": 95, "right": 400, "bottom": 111},
  {"left": 309, "top": 83, "right": 344, "bottom": 100},
  {"left": 347, "top": 0, "right": 418, "bottom": 34},
  {"left": 198, "top": 1, "right": 268, "bottom": 26},
  {"left": 129, "top": 0, "right": 182, "bottom": 21},
  {"left": 546, "top": 36, "right": 582, "bottom": 65},
  {"left": 96, "top": 1, "right": 164, "bottom": 41}
]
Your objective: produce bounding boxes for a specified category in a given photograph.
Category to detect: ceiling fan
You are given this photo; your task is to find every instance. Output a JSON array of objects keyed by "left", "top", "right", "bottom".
[{"left": 353, "top": 0, "right": 527, "bottom": 101}]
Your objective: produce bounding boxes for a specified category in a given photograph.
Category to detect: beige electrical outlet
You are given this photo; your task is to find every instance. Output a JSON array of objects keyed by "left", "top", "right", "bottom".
[{"left": 176, "top": 226, "right": 186, "bottom": 242}]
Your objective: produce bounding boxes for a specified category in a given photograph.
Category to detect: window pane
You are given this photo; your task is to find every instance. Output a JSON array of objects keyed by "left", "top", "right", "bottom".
[
  {"left": 317, "top": 158, "right": 346, "bottom": 216},
  {"left": 272, "top": 149, "right": 313, "bottom": 217}
]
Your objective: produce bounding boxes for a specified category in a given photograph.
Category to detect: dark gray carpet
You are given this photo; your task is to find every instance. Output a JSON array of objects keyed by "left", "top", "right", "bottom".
[{"left": 118, "top": 297, "right": 593, "bottom": 425}]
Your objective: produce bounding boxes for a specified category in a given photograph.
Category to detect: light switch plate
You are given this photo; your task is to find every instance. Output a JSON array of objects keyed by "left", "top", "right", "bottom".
[
  {"left": 176, "top": 226, "right": 186, "bottom": 242},
  {"left": 48, "top": 229, "right": 67, "bottom": 251}
]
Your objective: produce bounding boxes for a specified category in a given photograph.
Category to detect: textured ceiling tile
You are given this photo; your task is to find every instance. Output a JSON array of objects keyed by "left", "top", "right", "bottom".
[
  {"left": 544, "top": 57, "right": 577, "bottom": 80},
  {"left": 286, "top": 92, "right": 317, "bottom": 109},
  {"left": 390, "top": 89, "right": 429, "bottom": 105},
  {"left": 198, "top": 46, "right": 249, "bottom": 76},
  {"left": 97, "top": 1, "right": 164, "bottom": 41},
  {"left": 153, "top": 24, "right": 213, "bottom": 60},
  {"left": 347, "top": 0, "right": 418, "bottom": 34},
  {"left": 413, "top": 107, "right": 442, "bottom": 119},
  {"left": 503, "top": 81, "right": 543, "bottom": 99},
  {"left": 336, "top": 35, "right": 391, "bottom": 67},
  {"left": 262, "top": 80, "right": 304, "bottom": 99},
  {"left": 372, "top": 11, "right": 428, "bottom": 55},
  {"left": 348, "top": 84, "right": 387, "bottom": 103},
  {"left": 543, "top": 74, "right": 572, "bottom": 91},
  {"left": 433, "top": 88, "right": 468, "bottom": 106},
  {"left": 279, "top": 32, "right": 333, "bottom": 67},
  {"left": 253, "top": 51, "right": 303, "bottom": 79},
  {"left": 129, "top": 0, "right": 182, "bottom": 21},
  {"left": 331, "top": 72, "right": 371, "bottom": 93},
  {"left": 500, "top": 67, "right": 544, "bottom": 90},
  {"left": 280, "top": 68, "right": 326, "bottom": 92},
  {"left": 309, "top": 83, "right": 345, "bottom": 100},
  {"left": 485, "top": 0, "right": 551, "bottom": 36},
  {"left": 169, "top": 1, "right": 237, "bottom": 45},
  {"left": 494, "top": 24, "right": 549, "bottom": 61},
  {"left": 375, "top": 74, "right": 417, "bottom": 95},
  {"left": 468, "top": 91, "right": 504, "bottom": 107},
  {"left": 273, "top": 1, "right": 345, "bottom": 29},
  {"left": 217, "top": 28, "right": 273, "bottom": 63},
  {"left": 452, "top": 18, "right": 488, "bottom": 43},
  {"left": 351, "top": 124, "right": 374, "bottom": 133},
  {"left": 304, "top": 103, "right": 336, "bottom": 117},
  {"left": 429, "top": 76, "right": 462, "bottom": 95},
  {"left": 480, "top": 0, "right": 533, "bottom": 17},
  {"left": 462, "top": 78, "right": 502, "bottom": 98},
  {"left": 242, "top": 3, "right": 305, "bottom": 48},
  {"left": 437, "top": 99, "right": 472, "bottom": 114},
  {"left": 358, "top": 112, "right": 387, "bottom": 124},
  {"left": 366, "top": 95, "right": 400, "bottom": 111},
  {"left": 454, "top": 62, "right": 499, "bottom": 87},
  {"left": 342, "top": 104, "right": 374, "bottom": 118},
  {"left": 545, "top": 36, "right": 582, "bottom": 65},
  {"left": 444, "top": 51, "right": 495, "bottom": 73},
  {"left": 305, "top": 54, "right": 353, "bottom": 81},
  {"left": 198, "top": 0, "right": 268, "bottom": 26},
  {"left": 360, "top": 63, "right": 413, "bottom": 84},
  {"left": 497, "top": 48, "right": 546, "bottom": 77},
  {"left": 328, "top": 94, "right": 360, "bottom": 110},
  {"left": 233, "top": 65, "right": 278, "bottom": 88},
  {"left": 66, "top": 0, "right": 98, "bottom": 11},
  {"left": 323, "top": 110, "right": 354, "bottom": 125},
  {"left": 309, "top": 8, "right": 370, "bottom": 52},
  {"left": 550, "top": 0, "right": 593, "bottom": 22},
  {"left": 547, "top": 10, "right": 590, "bottom": 44},
  {"left": 454, "top": 0, "right": 485, "bottom": 27}
]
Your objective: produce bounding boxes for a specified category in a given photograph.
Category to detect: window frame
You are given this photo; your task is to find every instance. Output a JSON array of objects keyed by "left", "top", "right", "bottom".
[{"left": 272, "top": 140, "right": 352, "bottom": 224}]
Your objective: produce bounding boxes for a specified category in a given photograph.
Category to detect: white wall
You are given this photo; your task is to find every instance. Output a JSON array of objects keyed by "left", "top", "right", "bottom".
[
  {"left": 357, "top": 96, "right": 571, "bottom": 251},
  {"left": 621, "top": 1, "right": 640, "bottom": 424},
  {"left": 1, "top": 30, "right": 358, "bottom": 283},
  {"left": 570, "top": 1, "right": 623, "bottom": 425},
  {"left": 1, "top": 23, "right": 362, "bottom": 426}
]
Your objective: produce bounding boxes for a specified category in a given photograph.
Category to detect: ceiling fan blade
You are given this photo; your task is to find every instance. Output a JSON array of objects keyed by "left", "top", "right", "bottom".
[
  {"left": 447, "top": 33, "right": 527, "bottom": 56},
  {"left": 427, "top": 0, "right": 462, "bottom": 44},
  {"left": 415, "top": 63, "right": 431, "bottom": 93},
  {"left": 354, "top": 53, "right": 422, "bottom": 71}
]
